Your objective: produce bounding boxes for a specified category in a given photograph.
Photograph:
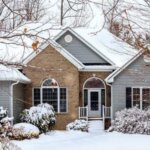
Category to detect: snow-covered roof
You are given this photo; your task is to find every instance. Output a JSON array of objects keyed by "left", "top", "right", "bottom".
[
  {"left": 54, "top": 27, "right": 138, "bottom": 68},
  {"left": 0, "top": 37, "right": 34, "bottom": 63},
  {"left": 0, "top": 65, "right": 31, "bottom": 83},
  {"left": 54, "top": 27, "right": 116, "bottom": 66},
  {"left": 23, "top": 27, "right": 138, "bottom": 72},
  {"left": 75, "top": 28, "right": 138, "bottom": 67}
]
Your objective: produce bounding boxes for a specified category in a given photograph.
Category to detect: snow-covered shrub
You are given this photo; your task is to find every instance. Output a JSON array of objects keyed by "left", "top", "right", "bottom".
[
  {"left": 66, "top": 120, "right": 88, "bottom": 132},
  {"left": 12, "top": 123, "right": 40, "bottom": 140},
  {"left": 0, "top": 107, "right": 13, "bottom": 138},
  {"left": 0, "top": 138, "right": 21, "bottom": 150},
  {"left": 20, "top": 103, "right": 55, "bottom": 133},
  {"left": 109, "top": 107, "right": 150, "bottom": 134}
]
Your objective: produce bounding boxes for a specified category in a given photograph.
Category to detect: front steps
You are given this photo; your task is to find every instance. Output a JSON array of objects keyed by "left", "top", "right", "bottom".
[
  {"left": 88, "top": 120, "right": 104, "bottom": 133},
  {"left": 88, "top": 117, "right": 103, "bottom": 121}
]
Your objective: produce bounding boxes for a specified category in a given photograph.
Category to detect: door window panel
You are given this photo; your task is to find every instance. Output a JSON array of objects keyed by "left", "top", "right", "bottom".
[{"left": 90, "top": 92, "right": 99, "bottom": 111}]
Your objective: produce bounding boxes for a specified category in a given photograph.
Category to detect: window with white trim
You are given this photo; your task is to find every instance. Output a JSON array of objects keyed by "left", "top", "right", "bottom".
[
  {"left": 33, "top": 79, "right": 67, "bottom": 113},
  {"left": 132, "top": 87, "right": 150, "bottom": 109}
]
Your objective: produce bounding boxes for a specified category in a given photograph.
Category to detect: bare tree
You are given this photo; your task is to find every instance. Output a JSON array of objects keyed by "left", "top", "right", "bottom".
[
  {"left": 101, "top": 0, "right": 150, "bottom": 52},
  {"left": 1, "top": 0, "right": 45, "bottom": 30},
  {"left": 60, "top": 0, "right": 94, "bottom": 27},
  {"left": 0, "top": 0, "right": 149, "bottom": 67}
]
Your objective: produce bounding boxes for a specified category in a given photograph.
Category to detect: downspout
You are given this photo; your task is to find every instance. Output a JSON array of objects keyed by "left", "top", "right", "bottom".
[{"left": 10, "top": 80, "right": 19, "bottom": 121}]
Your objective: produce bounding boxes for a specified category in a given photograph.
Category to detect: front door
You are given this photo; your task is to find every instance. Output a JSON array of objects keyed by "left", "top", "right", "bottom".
[{"left": 88, "top": 90, "right": 101, "bottom": 117}]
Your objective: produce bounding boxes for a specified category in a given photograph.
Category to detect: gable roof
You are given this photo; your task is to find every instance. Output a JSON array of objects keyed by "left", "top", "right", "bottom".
[
  {"left": 23, "top": 27, "right": 138, "bottom": 72},
  {"left": 54, "top": 27, "right": 138, "bottom": 68},
  {"left": 23, "top": 40, "right": 85, "bottom": 69},
  {"left": 23, "top": 39, "right": 116, "bottom": 72},
  {"left": 105, "top": 50, "right": 144, "bottom": 83},
  {"left": 54, "top": 27, "right": 116, "bottom": 67}
]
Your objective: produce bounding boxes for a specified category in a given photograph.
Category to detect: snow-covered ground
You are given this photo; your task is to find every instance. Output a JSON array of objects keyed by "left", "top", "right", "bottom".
[{"left": 13, "top": 121, "right": 150, "bottom": 150}]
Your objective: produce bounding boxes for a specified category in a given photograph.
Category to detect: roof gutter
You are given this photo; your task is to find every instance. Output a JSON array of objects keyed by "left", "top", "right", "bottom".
[{"left": 79, "top": 66, "right": 116, "bottom": 72}]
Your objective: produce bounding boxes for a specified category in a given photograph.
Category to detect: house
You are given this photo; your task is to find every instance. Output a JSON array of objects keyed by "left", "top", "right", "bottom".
[
  {"left": 1, "top": 27, "right": 149, "bottom": 130},
  {"left": 0, "top": 65, "right": 30, "bottom": 122}
]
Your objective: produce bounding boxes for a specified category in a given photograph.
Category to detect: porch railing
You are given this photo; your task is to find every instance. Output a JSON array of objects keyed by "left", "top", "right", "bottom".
[
  {"left": 79, "top": 105, "right": 111, "bottom": 121},
  {"left": 79, "top": 106, "right": 88, "bottom": 121},
  {"left": 102, "top": 105, "right": 111, "bottom": 119}
]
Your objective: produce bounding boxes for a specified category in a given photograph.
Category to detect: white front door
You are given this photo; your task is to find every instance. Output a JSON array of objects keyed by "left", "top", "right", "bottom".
[{"left": 88, "top": 89, "right": 101, "bottom": 118}]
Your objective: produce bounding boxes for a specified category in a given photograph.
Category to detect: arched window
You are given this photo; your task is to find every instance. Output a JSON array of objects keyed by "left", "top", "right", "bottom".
[
  {"left": 83, "top": 77, "right": 106, "bottom": 107},
  {"left": 42, "top": 79, "right": 59, "bottom": 111},
  {"left": 84, "top": 78, "right": 105, "bottom": 88},
  {"left": 42, "top": 79, "right": 58, "bottom": 87},
  {"left": 33, "top": 78, "right": 67, "bottom": 113}
]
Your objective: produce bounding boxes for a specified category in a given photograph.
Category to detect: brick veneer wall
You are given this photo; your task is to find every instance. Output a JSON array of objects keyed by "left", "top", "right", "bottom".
[{"left": 24, "top": 45, "right": 79, "bottom": 130}]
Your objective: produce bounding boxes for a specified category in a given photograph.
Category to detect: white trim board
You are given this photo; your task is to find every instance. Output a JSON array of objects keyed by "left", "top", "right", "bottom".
[{"left": 79, "top": 65, "right": 116, "bottom": 72}]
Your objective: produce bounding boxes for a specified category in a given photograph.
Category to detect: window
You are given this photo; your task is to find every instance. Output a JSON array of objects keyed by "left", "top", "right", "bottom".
[
  {"left": 142, "top": 88, "right": 150, "bottom": 109},
  {"left": 84, "top": 78, "right": 104, "bottom": 88},
  {"left": 43, "top": 88, "right": 58, "bottom": 112},
  {"left": 33, "top": 79, "right": 67, "bottom": 113},
  {"left": 33, "top": 88, "right": 40, "bottom": 105},
  {"left": 126, "top": 87, "right": 150, "bottom": 110},
  {"left": 84, "top": 89, "right": 88, "bottom": 106},
  {"left": 60, "top": 88, "right": 67, "bottom": 112},
  {"left": 64, "top": 34, "right": 73, "bottom": 43},
  {"left": 133, "top": 88, "right": 140, "bottom": 108}
]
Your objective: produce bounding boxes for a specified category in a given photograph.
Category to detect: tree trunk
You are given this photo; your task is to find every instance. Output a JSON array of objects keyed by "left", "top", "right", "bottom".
[{"left": 60, "top": 0, "right": 64, "bottom": 26}]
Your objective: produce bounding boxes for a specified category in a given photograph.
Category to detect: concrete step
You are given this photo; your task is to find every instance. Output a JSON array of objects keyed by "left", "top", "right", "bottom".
[
  {"left": 88, "top": 117, "right": 103, "bottom": 121},
  {"left": 88, "top": 120, "right": 104, "bottom": 132}
]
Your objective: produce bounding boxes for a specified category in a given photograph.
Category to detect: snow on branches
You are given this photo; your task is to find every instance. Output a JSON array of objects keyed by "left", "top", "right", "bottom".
[
  {"left": 66, "top": 120, "right": 88, "bottom": 132},
  {"left": 20, "top": 103, "right": 56, "bottom": 133},
  {"left": 0, "top": 107, "right": 13, "bottom": 138},
  {"left": 109, "top": 107, "right": 150, "bottom": 134}
]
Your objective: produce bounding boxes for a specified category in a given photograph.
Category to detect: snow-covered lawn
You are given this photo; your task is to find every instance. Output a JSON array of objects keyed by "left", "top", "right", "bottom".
[{"left": 13, "top": 121, "right": 150, "bottom": 150}]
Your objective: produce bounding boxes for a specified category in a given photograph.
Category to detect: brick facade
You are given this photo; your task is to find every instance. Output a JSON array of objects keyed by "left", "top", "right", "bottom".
[
  {"left": 24, "top": 45, "right": 112, "bottom": 129},
  {"left": 24, "top": 45, "right": 79, "bottom": 130}
]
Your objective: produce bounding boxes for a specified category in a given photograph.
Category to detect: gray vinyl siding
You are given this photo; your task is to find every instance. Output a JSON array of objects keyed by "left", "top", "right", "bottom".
[
  {"left": 13, "top": 83, "right": 25, "bottom": 123},
  {"left": 112, "top": 55, "right": 150, "bottom": 119},
  {"left": 56, "top": 31, "right": 110, "bottom": 64},
  {"left": 0, "top": 81, "right": 11, "bottom": 116}
]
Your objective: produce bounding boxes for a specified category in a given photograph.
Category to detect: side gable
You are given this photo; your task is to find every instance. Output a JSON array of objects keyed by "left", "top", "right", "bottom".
[
  {"left": 105, "top": 50, "right": 144, "bottom": 83},
  {"left": 54, "top": 28, "right": 115, "bottom": 66}
]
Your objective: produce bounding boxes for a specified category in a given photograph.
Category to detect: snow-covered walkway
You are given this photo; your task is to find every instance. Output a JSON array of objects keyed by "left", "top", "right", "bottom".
[
  {"left": 13, "top": 121, "right": 150, "bottom": 150},
  {"left": 88, "top": 120, "right": 104, "bottom": 133}
]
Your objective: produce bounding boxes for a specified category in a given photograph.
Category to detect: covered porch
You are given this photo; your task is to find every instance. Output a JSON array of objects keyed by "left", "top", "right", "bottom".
[{"left": 78, "top": 77, "right": 111, "bottom": 122}]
